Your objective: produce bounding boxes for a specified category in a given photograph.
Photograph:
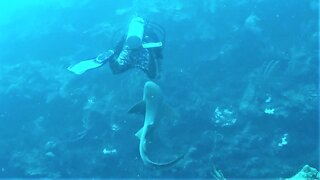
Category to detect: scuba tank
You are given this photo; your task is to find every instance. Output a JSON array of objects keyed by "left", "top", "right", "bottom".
[{"left": 126, "top": 17, "right": 145, "bottom": 49}]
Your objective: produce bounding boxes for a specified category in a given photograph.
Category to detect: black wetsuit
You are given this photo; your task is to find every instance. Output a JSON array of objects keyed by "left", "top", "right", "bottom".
[{"left": 108, "top": 25, "right": 163, "bottom": 79}]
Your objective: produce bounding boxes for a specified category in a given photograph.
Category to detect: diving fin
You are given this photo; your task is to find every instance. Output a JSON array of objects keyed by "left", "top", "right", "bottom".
[
  {"left": 67, "top": 51, "right": 114, "bottom": 75},
  {"left": 68, "top": 59, "right": 103, "bottom": 75}
]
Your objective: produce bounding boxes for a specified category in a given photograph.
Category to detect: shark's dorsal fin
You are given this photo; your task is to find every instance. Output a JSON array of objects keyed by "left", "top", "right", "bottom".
[
  {"left": 135, "top": 128, "right": 143, "bottom": 139},
  {"left": 128, "top": 101, "right": 146, "bottom": 115}
]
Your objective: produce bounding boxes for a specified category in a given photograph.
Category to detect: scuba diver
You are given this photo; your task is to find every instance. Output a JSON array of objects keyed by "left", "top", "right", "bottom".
[{"left": 68, "top": 17, "right": 165, "bottom": 79}]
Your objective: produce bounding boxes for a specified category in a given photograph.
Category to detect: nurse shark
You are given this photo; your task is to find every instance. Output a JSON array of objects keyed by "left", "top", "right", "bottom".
[{"left": 128, "top": 81, "right": 184, "bottom": 168}]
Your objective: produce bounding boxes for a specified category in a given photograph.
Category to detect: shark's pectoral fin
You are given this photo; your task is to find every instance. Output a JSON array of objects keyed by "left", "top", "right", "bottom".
[
  {"left": 128, "top": 101, "right": 146, "bottom": 115},
  {"left": 135, "top": 128, "right": 143, "bottom": 139}
]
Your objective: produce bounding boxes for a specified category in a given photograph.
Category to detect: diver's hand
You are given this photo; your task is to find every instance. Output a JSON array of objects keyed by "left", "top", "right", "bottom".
[{"left": 95, "top": 50, "right": 114, "bottom": 63}]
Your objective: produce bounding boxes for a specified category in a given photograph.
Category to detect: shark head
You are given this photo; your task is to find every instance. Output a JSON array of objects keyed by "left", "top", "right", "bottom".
[{"left": 143, "top": 81, "right": 163, "bottom": 103}]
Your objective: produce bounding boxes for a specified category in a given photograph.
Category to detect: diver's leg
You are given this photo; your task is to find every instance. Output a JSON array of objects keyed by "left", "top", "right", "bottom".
[{"left": 145, "top": 54, "right": 160, "bottom": 79}]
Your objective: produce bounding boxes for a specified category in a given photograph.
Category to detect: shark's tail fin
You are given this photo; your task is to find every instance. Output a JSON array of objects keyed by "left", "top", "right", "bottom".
[{"left": 144, "top": 154, "right": 185, "bottom": 169}]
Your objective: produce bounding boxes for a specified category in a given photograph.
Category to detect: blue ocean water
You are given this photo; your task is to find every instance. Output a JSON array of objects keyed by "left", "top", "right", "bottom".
[{"left": 0, "top": 0, "right": 319, "bottom": 178}]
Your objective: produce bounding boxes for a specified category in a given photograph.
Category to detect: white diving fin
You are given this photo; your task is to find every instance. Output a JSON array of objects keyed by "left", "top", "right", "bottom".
[
  {"left": 67, "top": 59, "right": 103, "bottom": 75},
  {"left": 67, "top": 50, "right": 114, "bottom": 75}
]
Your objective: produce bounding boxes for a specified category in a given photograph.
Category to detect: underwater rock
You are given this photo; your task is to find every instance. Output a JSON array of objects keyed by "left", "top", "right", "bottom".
[
  {"left": 287, "top": 165, "right": 319, "bottom": 180},
  {"left": 212, "top": 106, "right": 237, "bottom": 127},
  {"left": 264, "top": 108, "right": 275, "bottom": 115},
  {"left": 277, "top": 133, "right": 288, "bottom": 147},
  {"left": 45, "top": 152, "right": 55, "bottom": 158},
  {"left": 244, "top": 14, "right": 262, "bottom": 34},
  {"left": 239, "top": 81, "right": 257, "bottom": 114},
  {"left": 102, "top": 148, "right": 117, "bottom": 155}
]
